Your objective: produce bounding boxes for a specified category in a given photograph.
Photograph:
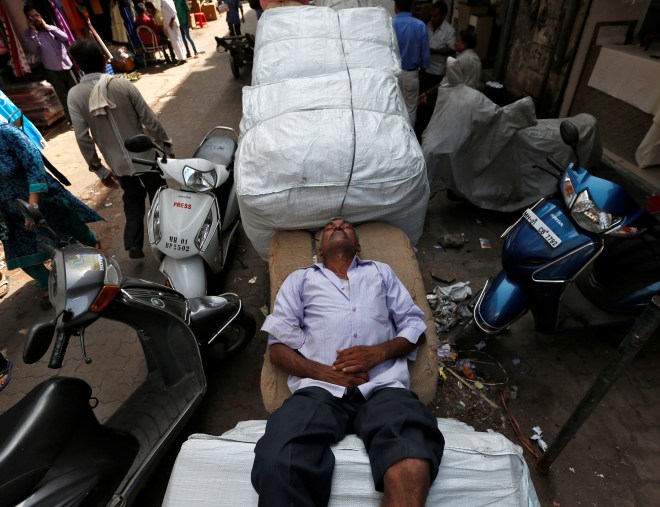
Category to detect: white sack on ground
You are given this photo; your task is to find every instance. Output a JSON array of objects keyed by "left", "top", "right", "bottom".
[
  {"left": 422, "top": 65, "right": 601, "bottom": 211},
  {"left": 162, "top": 419, "right": 541, "bottom": 506},
  {"left": 238, "top": 7, "right": 428, "bottom": 259},
  {"left": 252, "top": 7, "right": 400, "bottom": 85}
]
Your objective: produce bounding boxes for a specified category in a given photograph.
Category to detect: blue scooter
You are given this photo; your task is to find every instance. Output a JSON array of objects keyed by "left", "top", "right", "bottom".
[{"left": 457, "top": 120, "right": 660, "bottom": 347}]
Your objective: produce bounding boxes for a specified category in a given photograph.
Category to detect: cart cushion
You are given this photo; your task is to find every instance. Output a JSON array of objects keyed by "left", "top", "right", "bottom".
[{"left": 261, "top": 222, "right": 438, "bottom": 413}]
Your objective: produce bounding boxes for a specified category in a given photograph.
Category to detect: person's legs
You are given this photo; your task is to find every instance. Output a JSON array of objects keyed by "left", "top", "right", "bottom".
[
  {"left": 401, "top": 70, "right": 420, "bottom": 127},
  {"left": 118, "top": 175, "right": 148, "bottom": 251},
  {"left": 181, "top": 23, "right": 198, "bottom": 55},
  {"left": 45, "top": 69, "right": 78, "bottom": 120},
  {"left": 180, "top": 25, "right": 191, "bottom": 58},
  {"left": 23, "top": 264, "right": 50, "bottom": 291},
  {"left": 415, "top": 72, "right": 443, "bottom": 139},
  {"left": 354, "top": 388, "right": 444, "bottom": 502},
  {"left": 228, "top": 22, "right": 236, "bottom": 36},
  {"left": 252, "top": 387, "right": 352, "bottom": 507},
  {"left": 140, "top": 172, "right": 166, "bottom": 203}
]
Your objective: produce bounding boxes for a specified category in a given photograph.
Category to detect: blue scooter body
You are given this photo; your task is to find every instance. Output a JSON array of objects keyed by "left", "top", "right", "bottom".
[{"left": 474, "top": 164, "right": 651, "bottom": 335}]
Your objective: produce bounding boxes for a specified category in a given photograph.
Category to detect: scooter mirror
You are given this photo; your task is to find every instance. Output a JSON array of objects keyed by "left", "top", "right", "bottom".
[
  {"left": 124, "top": 134, "right": 156, "bottom": 153},
  {"left": 15, "top": 198, "right": 45, "bottom": 227},
  {"left": 559, "top": 121, "right": 580, "bottom": 149},
  {"left": 24, "top": 319, "right": 56, "bottom": 364}
]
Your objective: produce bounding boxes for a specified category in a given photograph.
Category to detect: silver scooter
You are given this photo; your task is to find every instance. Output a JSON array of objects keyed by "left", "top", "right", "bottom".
[{"left": 0, "top": 201, "right": 255, "bottom": 506}]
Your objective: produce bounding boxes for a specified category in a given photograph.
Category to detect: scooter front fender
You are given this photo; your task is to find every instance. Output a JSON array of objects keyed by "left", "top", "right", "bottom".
[
  {"left": 474, "top": 272, "right": 529, "bottom": 333},
  {"left": 161, "top": 256, "right": 206, "bottom": 298}
]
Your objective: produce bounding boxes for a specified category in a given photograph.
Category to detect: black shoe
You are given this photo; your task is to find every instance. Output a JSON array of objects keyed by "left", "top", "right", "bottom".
[{"left": 128, "top": 247, "right": 145, "bottom": 259}]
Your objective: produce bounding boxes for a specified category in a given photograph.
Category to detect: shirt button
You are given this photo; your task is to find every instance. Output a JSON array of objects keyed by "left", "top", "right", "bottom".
[
  {"left": 352, "top": 307, "right": 356, "bottom": 312},
  {"left": 353, "top": 333, "right": 357, "bottom": 338}
]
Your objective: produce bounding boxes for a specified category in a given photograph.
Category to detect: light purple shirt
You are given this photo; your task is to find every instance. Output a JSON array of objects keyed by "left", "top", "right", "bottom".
[
  {"left": 24, "top": 25, "right": 72, "bottom": 71},
  {"left": 262, "top": 257, "right": 427, "bottom": 399}
]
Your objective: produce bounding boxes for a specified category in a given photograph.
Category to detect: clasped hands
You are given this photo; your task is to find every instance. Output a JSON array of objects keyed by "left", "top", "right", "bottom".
[{"left": 324, "top": 345, "right": 385, "bottom": 388}]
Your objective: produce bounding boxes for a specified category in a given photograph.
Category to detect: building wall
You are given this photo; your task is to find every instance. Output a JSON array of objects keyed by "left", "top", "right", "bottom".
[
  {"left": 502, "top": 0, "right": 590, "bottom": 117},
  {"left": 559, "top": 0, "right": 650, "bottom": 117}
]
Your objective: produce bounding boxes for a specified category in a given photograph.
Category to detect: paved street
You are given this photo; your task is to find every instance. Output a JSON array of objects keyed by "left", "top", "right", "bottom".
[{"left": 1, "top": 8, "right": 659, "bottom": 506}]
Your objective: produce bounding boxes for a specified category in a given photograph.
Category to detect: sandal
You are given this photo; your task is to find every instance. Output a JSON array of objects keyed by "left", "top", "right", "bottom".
[
  {"left": 0, "top": 357, "right": 12, "bottom": 393},
  {"left": 0, "top": 278, "right": 8, "bottom": 299}
]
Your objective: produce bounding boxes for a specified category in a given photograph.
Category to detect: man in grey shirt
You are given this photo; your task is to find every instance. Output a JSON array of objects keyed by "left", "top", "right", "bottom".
[{"left": 68, "top": 40, "right": 172, "bottom": 259}]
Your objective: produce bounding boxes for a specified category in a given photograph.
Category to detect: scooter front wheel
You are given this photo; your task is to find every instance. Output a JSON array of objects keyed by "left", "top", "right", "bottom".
[{"left": 454, "top": 320, "right": 488, "bottom": 352}]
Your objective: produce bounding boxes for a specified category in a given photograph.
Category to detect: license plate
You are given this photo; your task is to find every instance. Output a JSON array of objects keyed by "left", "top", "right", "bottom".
[{"left": 522, "top": 209, "right": 562, "bottom": 248}]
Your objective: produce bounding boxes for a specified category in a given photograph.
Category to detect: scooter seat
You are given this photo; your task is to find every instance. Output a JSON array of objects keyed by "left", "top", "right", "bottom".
[
  {"left": 193, "top": 136, "right": 237, "bottom": 168},
  {"left": 188, "top": 295, "right": 240, "bottom": 342},
  {"left": 0, "top": 377, "right": 93, "bottom": 505}
]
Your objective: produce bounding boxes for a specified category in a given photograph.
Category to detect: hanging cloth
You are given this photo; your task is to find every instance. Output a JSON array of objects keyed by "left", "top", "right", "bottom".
[
  {"left": 60, "top": 0, "right": 87, "bottom": 39},
  {"left": 110, "top": 2, "right": 128, "bottom": 43},
  {"left": 47, "top": 0, "right": 77, "bottom": 45},
  {"left": 0, "top": 3, "right": 31, "bottom": 77},
  {"left": 118, "top": 3, "right": 140, "bottom": 50},
  {"left": 0, "top": 90, "right": 45, "bottom": 149}
]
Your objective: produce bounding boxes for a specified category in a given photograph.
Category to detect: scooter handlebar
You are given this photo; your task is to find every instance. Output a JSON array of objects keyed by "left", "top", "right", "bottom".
[
  {"left": 132, "top": 157, "right": 156, "bottom": 167},
  {"left": 547, "top": 156, "right": 566, "bottom": 173},
  {"left": 48, "top": 330, "right": 71, "bottom": 369}
]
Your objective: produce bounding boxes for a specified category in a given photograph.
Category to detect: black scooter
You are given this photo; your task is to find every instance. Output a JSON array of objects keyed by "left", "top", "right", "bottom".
[{"left": 0, "top": 201, "right": 255, "bottom": 506}]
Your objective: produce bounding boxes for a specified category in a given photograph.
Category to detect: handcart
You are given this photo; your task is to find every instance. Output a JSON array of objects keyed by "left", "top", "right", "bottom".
[{"left": 215, "top": 33, "right": 255, "bottom": 78}]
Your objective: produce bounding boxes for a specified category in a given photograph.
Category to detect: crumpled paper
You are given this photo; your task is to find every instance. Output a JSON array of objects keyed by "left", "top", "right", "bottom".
[{"left": 427, "top": 282, "right": 472, "bottom": 333}]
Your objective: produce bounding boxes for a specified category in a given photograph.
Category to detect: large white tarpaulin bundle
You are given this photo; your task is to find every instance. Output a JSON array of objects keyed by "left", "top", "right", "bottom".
[
  {"left": 314, "top": 0, "right": 395, "bottom": 16},
  {"left": 236, "top": 6, "right": 430, "bottom": 259},
  {"left": 421, "top": 67, "right": 601, "bottom": 212},
  {"left": 162, "top": 419, "right": 541, "bottom": 506}
]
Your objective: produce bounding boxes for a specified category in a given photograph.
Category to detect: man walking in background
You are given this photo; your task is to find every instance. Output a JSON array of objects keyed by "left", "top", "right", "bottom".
[
  {"left": 68, "top": 40, "right": 172, "bottom": 260},
  {"left": 392, "top": 0, "right": 430, "bottom": 126},
  {"left": 23, "top": 5, "right": 77, "bottom": 120},
  {"left": 415, "top": 1, "right": 454, "bottom": 137}
]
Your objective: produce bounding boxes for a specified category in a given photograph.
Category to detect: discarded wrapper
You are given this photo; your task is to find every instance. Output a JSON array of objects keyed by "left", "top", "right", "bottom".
[
  {"left": 530, "top": 426, "right": 548, "bottom": 452},
  {"left": 479, "top": 238, "right": 492, "bottom": 249}
]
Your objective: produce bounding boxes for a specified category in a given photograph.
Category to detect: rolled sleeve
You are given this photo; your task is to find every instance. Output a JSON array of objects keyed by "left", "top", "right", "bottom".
[
  {"left": 262, "top": 314, "right": 305, "bottom": 349},
  {"left": 260, "top": 270, "right": 307, "bottom": 350},
  {"left": 29, "top": 182, "right": 48, "bottom": 193}
]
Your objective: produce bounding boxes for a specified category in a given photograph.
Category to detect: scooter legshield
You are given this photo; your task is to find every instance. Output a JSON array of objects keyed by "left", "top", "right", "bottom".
[
  {"left": 474, "top": 271, "right": 529, "bottom": 333},
  {"left": 161, "top": 255, "right": 206, "bottom": 299}
]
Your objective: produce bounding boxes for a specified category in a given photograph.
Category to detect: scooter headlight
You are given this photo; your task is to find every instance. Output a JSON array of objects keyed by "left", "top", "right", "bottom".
[
  {"left": 183, "top": 166, "right": 217, "bottom": 192},
  {"left": 561, "top": 173, "right": 576, "bottom": 208},
  {"left": 195, "top": 208, "right": 214, "bottom": 251},
  {"left": 570, "top": 190, "right": 622, "bottom": 233},
  {"left": 151, "top": 200, "right": 161, "bottom": 244}
]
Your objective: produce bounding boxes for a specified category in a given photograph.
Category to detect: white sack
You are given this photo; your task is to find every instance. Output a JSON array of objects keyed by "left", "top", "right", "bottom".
[
  {"left": 315, "top": 0, "right": 395, "bottom": 16},
  {"left": 238, "top": 7, "right": 428, "bottom": 259},
  {"left": 163, "top": 419, "right": 541, "bottom": 507},
  {"left": 253, "top": 7, "right": 401, "bottom": 85},
  {"left": 422, "top": 80, "right": 601, "bottom": 212}
]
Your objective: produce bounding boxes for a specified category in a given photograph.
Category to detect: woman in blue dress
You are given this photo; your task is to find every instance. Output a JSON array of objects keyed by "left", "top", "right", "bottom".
[{"left": 0, "top": 123, "right": 103, "bottom": 309}]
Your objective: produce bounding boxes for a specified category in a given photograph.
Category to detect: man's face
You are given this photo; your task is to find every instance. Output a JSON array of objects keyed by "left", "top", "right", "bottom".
[
  {"left": 430, "top": 9, "right": 444, "bottom": 28},
  {"left": 147, "top": 7, "right": 156, "bottom": 15},
  {"left": 26, "top": 10, "right": 43, "bottom": 26},
  {"left": 456, "top": 35, "right": 466, "bottom": 53},
  {"left": 320, "top": 219, "right": 359, "bottom": 253}
]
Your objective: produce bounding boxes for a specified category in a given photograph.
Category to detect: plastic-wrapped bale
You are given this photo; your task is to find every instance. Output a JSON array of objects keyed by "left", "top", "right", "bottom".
[
  {"left": 421, "top": 78, "right": 601, "bottom": 211},
  {"left": 314, "top": 0, "right": 395, "bottom": 16},
  {"left": 236, "top": 69, "right": 429, "bottom": 259},
  {"left": 252, "top": 6, "right": 401, "bottom": 85}
]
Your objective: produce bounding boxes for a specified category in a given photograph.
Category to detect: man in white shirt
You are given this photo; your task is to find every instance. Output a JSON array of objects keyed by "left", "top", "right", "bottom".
[
  {"left": 416, "top": 1, "right": 454, "bottom": 138},
  {"left": 160, "top": 0, "right": 187, "bottom": 64}
]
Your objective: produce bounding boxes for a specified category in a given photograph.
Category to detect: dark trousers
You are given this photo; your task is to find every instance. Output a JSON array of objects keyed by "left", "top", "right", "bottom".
[
  {"left": 180, "top": 23, "right": 198, "bottom": 57},
  {"left": 415, "top": 72, "right": 444, "bottom": 140},
  {"left": 252, "top": 387, "right": 444, "bottom": 507},
  {"left": 228, "top": 22, "right": 241, "bottom": 36},
  {"left": 117, "top": 172, "right": 165, "bottom": 250},
  {"left": 44, "top": 68, "right": 78, "bottom": 120}
]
